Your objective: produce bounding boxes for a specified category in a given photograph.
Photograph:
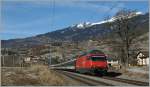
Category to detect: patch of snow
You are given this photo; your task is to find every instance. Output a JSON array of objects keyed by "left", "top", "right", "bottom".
[
  {"left": 71, "top": 11, "right": 143, "bottom": 29},
  {"left": 127, "top": 11, "right": 143, "bottom": 19},
  {"left": 91, "top": 12, "right": 142, "bottom": 26},
  {"left": 91, "top": 17, "right": 116, "bottom": 26},
  {"left": 135, "top": 11, "right": 143, "bottom": 15},
  {"left": 91, "top": 21, "right": 106, "bottom": 25},
  {"left": 77, "top": 23, "right": 84, "bottom": 28},
  {"left": 75, "top": 22, "right": 92, "bottom": 29}
]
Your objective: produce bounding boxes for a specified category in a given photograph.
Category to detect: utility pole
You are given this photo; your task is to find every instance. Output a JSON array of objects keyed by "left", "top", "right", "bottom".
[
  {"left": 49, "top": 55, "right": 51, "bottom": 65},
  {"left": 48, "top": 41, "right": 51, "bottom": 66},
  {"left": 2, "top": 56, "right": 4, "bottom": 66},
  {"left": 48, "top": 0, "right": 55, "bottom": 67}
]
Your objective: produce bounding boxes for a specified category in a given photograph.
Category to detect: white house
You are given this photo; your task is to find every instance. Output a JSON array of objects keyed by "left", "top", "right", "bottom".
[
  {"left": 24, "top": 57, "right": 31, "bottom": 63},
  {"left": 107, "top": 58, "right": 120, "bottom": 69},
  {"left": 107, "top": 60, "right": 119, "bottom": 66},
  {"left": 137, "top": 51, "right": 149, "bottom": 66}
]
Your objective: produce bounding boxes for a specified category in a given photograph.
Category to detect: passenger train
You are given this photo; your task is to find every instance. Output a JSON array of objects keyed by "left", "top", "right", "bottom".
[{"left": 50, "top": 50, "right": 108, "bottom": 75}]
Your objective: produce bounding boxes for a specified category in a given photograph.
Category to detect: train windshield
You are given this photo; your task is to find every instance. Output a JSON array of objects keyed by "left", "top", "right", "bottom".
[{"left": 90, "top": 56, "right": 106, "bottom": 61}]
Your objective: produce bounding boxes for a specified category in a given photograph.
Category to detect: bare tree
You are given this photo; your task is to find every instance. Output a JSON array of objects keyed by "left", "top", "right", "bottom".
[{"left": 108, "top": 9, "right": 141, "bottom": 67}]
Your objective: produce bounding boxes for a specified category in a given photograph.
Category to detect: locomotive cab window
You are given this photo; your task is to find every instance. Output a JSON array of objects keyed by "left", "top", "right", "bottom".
[{"left": 90, "top": 56, "right": 106, "bottom": 61}]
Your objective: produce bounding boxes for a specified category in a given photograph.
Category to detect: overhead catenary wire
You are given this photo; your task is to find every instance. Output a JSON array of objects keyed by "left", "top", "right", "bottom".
[
  {"left": 51, "top": 0, "right": 55, "bottom": 31},
  {"left": 49, "top": 1, "right": 121, "bottom": 65},
  {"left": 49, "top": 0, "right": 55, "bottom": 65},
  {"left": 102, "top": 1, "right": 120, "bottom": 20},
  {"left": 89, "top": 1, "right": 120, "bottom": 41}
]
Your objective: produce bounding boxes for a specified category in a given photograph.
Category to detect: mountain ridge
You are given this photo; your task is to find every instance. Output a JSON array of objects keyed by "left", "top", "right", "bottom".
[{"left": 1, "top": 12, "right": 149, "bottom": 48}]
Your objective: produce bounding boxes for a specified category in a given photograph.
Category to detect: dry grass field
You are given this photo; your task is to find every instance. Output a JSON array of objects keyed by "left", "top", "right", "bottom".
[{"left": 1, "top": 65, "right": 68, "bottom": 86}]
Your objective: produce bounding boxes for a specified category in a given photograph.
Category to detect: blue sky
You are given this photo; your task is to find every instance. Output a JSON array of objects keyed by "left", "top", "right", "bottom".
[{"left": 1, "top": 0, "right": 149, "bottom": 40}]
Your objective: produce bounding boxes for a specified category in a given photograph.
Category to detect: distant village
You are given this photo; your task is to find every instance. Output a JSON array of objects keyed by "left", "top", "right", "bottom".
[{"left": 1, "top": 39, "right": 149, "bottom": 68}]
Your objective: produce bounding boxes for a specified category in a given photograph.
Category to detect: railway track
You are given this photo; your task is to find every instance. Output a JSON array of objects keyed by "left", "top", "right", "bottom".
[
  {"left": 56, "top": 70, "right": 149, "bottom": 86},
  {"left": 102, "top": 76, "right": 149, "bottom": 86},
  {"left": 57, "top": 70, "right": 113, "bottom": 86}
]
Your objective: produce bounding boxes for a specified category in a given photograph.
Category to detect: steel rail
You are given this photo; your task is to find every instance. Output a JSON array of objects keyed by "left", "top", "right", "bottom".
[
  {"left": 102, "top": 76, "right": 149, "bottom": 86},
  {"left": 56, "top": 69, "right": 149, "bottom": 86},
  {"left": 57, "top": 70, "right": 114, "bottom": 86}
]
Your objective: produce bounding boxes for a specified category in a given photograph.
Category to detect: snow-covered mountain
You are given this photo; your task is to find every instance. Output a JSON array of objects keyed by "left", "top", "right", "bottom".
[
  {"left": 71, "top": 22, "right": 92, "bottom": 29},
  {"left": 2, "top": 12, "right": 148, "bottom": 48},
  {"left": 72, "top": 11, "right": 143, "bottom": 29}
]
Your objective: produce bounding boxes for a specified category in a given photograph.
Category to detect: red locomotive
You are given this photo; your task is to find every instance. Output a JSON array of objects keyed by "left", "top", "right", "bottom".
[{"left": 75, "top": 50, "right": 108, "bottom": 75}]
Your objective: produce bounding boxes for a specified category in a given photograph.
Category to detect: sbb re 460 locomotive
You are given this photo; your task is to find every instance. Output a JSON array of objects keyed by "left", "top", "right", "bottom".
[{"left": 75, "top": 50, "right": 108, "bottom": 75}]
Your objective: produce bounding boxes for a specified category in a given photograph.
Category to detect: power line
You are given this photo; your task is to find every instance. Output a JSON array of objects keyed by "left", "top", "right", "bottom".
[
  {"left": 51, "top": 0, "right": 55, "bottom": 30},
  {"left": 101, "top": 1, "right": 120, "bottom": 20},
  {"left": 89, "top": 1, "right": 120, "bottom": 23}
]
